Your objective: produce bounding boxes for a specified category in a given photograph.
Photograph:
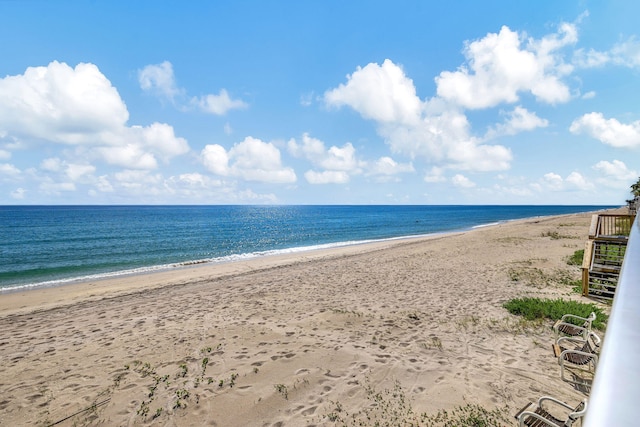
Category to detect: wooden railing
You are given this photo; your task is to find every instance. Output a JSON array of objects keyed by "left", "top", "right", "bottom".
[
  {"left": 582, "top": 214, "right": 635, "bottom": 299},
  {"left": 588, "top": 213, "right": 634, "bottom": 240}
]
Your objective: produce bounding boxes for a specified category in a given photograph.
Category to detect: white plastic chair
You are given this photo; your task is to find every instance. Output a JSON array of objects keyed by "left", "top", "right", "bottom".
[
  {"left": 553, "top": 312, "right": 596, "bottom": 341},
  {"left": 556, "top": 331, "right": 600, "bottom": 386},
  {"left": 515, "top": 396, "right": 587, "bottom": 427}
]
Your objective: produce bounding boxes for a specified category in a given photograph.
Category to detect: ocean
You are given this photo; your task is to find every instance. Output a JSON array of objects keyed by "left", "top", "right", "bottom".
[{"left": 0, "top": 205, "right": 614, "bottom": 292}]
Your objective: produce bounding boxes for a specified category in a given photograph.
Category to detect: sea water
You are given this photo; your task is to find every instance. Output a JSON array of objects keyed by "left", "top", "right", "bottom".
[{"left": 0, "top": 205, "right": 614, "bottom": 292}]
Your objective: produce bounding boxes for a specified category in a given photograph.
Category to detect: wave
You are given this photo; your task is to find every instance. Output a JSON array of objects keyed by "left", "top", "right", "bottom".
[{"left": 471, "top": 221, "right": 502, "bottom": 229}]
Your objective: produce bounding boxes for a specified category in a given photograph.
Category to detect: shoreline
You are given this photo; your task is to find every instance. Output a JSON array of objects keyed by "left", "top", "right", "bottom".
[
  {"left": 0, "top": 210, "right": 588, "bottom": 316},
  {"left": 0, "top": 229, "right": 454, "bottom": 297},
  {"left": 0, "top": 208, "right": 618, "bottom": 317},
  {"left": 0, "top": 230, "right": 459, "bottom": 316},
  {"left": 0, "top": 205, "right": 617, "bottom": 295},
  {"left": 0, "top": 210, "right": 615, "bottom": 426}
]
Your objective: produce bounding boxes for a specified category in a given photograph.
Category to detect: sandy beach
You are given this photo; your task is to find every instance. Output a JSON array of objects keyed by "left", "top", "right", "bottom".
[{"left": 0, "top": 210, "right": 611, "bottom": 426}]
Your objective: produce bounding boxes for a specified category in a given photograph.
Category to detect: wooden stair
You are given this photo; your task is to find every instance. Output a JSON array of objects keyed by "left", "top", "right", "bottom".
[{"left": 582, "top": 214, "right": 635, "bottom": 300}]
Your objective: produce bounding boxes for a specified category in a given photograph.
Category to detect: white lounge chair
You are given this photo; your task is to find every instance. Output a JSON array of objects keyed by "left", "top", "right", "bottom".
[
  {"left": 554, "top": 331, "right": 600, "bottom": 386},
  {"left": 553, "top": 312, "right": 596, "bottom": 340},
  {"left": 515, "top": 396, "right": 587, "bottom": 427}
]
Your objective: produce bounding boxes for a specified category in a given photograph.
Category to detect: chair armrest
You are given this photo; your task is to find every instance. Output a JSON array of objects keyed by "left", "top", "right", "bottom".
[
  {"left": 560, "top": 313, "right": 590, "bottom": 323},
  {"left": 518, "top": 411, "right": 560, "bottom": 427},
  {"left": 537, "top": 395, "right": 575, "bottom": 411}
]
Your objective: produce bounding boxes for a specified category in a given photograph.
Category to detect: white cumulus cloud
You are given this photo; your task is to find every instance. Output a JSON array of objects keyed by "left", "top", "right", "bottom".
[
  {"left": 324, "top": 59, "right": 421, "bottom": 124},
  {"left": 304, "top": 170, "right": 350, "bottom": 184},
  {"left": 0, "top": 61, "right": 129, "bottom": 143},
  {"left": 610, "top": 37, "right": 640, "bottom": 68},
  {"left": 163, "top": 173, "right": 224, "bottom": 198},
  {"left": 139, "top": 61, "right": 247, "bottom": 115},
  {"left": 288, "top": 133, "right": 366, "bottom": 183},
  {"left": 320, "top": 143, "right": 359, "bottom": 171},
  {"left": 570, "top": 112, "right": 640, "bottom": 148},
  {"left": 573, "top": 36, "right": 640, "bottom": 69},
  {"left": 593, "top": 160, "right": 640, "bottom": 188},
  {"left": 543, "top": 172, "right": 564, "bottom": 190},
  {"left": 192, "top": 89, "right": 248, "bottom": 115},
  {"left": 40, "top": 158, "right": 96, "bottom": 181},
  {"left": 424, "top": 167, "right": 447, "bottom": 183},
  {"left": 129, "top": 123, "right": 190, "bottom": 162},
  {"left": 542, "top": 171, "right": 594, "bottom": 191},
  {"left": 324, "top": 61, "right": 512, "bottom": 172},
  {"left": 95, "top": 176, "right": 114, "bottom": 193},
  {"left": 138, "top": 61, "right": 182, "bottom": 101},
  {"left": 369, "top": 157, "right": 414, "bottom": 176},
  {"left": 0, "top": 61, "right": 190, "bottom": 171},
  {"left": 452, "top": 174, "right": 476, "bottom": 188},
  {"left": 114, "top": 170, "right": 162, "bottom": 190},
  {"left": 0, "top": 163, "right": 21, "bottom": 177},
  {"left": 39, "top": 180, "right": 76, "bottom": 194},
  {"left": 202, "top": 137, "right": 296, "bottom": 184},
  {"left": 435, "top": 23, "right": 575, "bottom": 109},
  {"left": 486, "top": 106, "right": 549, "bottom": 137},
  {"left": 96, "top": 144, "right": 159, "bottom": 170},
  {"left": 201, "top": 144, "right": 230, "bottom": 176},
  {"left": 565, "top": 171, "right": 594, "bottom": 190}
]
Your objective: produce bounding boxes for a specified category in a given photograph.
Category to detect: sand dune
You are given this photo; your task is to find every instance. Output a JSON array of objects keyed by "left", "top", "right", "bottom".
[{"left": 0, "top": 211, "right": 610, "bottom": 426}]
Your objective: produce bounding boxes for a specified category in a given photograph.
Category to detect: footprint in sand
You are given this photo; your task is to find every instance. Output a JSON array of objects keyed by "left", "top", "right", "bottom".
[
  {"left": 324, "top": 371, "right": 341, "bottom": 379},
  {"left": 301, "top": 406, "right": 317, "bottom": 416},
  {"left": 374, "top": 354, "right": 391, "bottom": 363}
]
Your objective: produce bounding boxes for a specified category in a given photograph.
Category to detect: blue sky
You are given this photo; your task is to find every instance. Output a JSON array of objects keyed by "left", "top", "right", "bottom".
[{"left": 1, "top": 1, "right": 639, "bottom": 205}]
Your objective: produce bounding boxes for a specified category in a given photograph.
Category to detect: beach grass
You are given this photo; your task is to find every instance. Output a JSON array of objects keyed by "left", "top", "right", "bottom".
[
  {"left": 503, "top": 297, "right": 608, "bottom": 329},
  {"left": 566, "top": 249, "right": 584, "bottom": 266},
  {"left": 324, "top": 379, "right": 510, "bottom": 427}
]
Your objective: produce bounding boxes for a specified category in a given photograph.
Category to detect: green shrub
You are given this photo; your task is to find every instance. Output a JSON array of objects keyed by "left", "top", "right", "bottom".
[
  {"left": 503, "top": 297, "right": 607, "bottom": 329},
  {"left": 567, "top": 279, "right": 583, "bottom": 294},
  {"left": 567, "top": 249, "right": 584, "bottom": 266}
]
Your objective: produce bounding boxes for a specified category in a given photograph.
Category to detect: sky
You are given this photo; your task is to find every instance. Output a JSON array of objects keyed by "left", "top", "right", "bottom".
[{"left": 0, "top": 1, "right": 639, "bottom": 205}]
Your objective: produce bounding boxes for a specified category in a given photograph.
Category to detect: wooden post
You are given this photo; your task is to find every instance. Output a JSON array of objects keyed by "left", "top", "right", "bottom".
[
  {"left": 582, "top": 240, "right": 594, "bottom": 296},
  {"left": 588, "top": 215, "right": 599, "bottom": 239}
]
